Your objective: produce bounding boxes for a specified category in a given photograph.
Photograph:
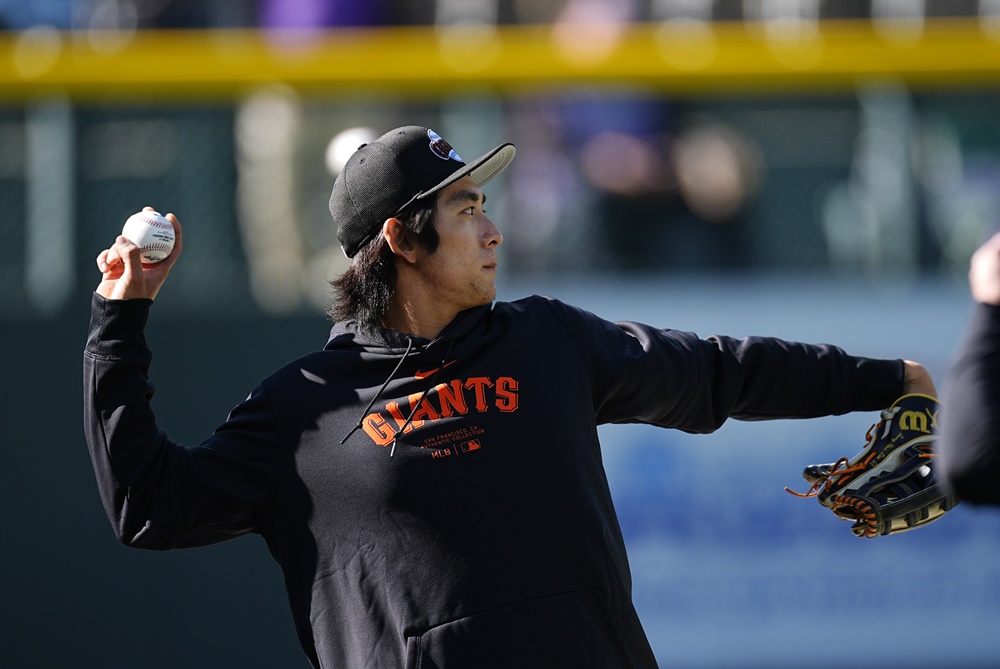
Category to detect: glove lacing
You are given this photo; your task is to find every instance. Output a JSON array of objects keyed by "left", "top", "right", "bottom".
[
  {"left": 784, "top": 454, "right": 868, "bottom": 498},
  {"left": 783, "top": 406, "right": 934, "bottom": 499}
]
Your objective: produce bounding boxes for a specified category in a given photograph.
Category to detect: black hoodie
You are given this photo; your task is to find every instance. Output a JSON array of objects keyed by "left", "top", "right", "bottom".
[{"left": 83, "top": 292, "right": 904, "bottom": 668}]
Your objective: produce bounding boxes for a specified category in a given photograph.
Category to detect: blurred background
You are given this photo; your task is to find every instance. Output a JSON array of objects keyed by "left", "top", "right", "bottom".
[{"left": 3, "top": 1, "right": 1000, "bottom": 668}]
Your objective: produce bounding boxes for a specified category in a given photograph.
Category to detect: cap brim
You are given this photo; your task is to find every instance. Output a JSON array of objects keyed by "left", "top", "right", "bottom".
[
  {"left": 402, "top": 143, "right": 516, "bottom": 211},
  {"left": 466, "top": 143, "right": 516, "bottom": 186}
]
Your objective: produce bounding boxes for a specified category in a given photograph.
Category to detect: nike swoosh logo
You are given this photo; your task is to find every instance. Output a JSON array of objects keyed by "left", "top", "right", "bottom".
[{"left": 414, "top": 360, "right": 457, "bottom": 380}]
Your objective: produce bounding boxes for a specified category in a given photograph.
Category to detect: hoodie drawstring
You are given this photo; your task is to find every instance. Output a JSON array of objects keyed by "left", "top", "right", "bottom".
[
  {"left": 340, "top": 337, "right": 457, "bottom": 457},
  {"left": 339, "top": 337, "right": 415, "bottom": 445},
  {"left": 387, "top": 339, "right": 455, "bottom": 458}
]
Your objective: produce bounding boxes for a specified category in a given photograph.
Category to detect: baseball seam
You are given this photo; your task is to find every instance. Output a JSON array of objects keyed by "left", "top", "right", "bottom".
[{"left": 137, "top": 215, "right": 172, "bottom": 230}]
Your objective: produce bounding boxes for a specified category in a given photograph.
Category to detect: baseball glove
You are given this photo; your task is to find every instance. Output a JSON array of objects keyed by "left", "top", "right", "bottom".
[{"left": 786, "top": 394, "right": 960, "bottom": 538}]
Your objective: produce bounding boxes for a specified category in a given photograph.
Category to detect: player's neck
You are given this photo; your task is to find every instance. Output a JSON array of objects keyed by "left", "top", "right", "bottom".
[{"left": 382, "top": 295, "right": 456, "bottom": 341}]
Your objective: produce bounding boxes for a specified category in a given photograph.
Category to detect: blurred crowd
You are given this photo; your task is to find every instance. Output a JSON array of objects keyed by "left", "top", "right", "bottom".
[
  {"left": 0, "top": 0, "right": 993, "bottom": 31},
  {"left": 3, "top": 0, "right": 1000, "bottom": 318}
]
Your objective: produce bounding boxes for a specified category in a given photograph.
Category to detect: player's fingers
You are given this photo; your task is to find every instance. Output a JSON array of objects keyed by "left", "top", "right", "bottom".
[
  {"left": 165, "top": 212, "right": 182, "bottom": 246},
  {"left": 114, "top": 235, "right": 144, "bottom": 279},
  {"left": 104, "top": 232, "right": 136, "bottom": 266},
  {"left": 97, "top": 248, "right": 126, "bottom": 275},
  {"left": 160, "top": 212, "right": 183, "bottom": 263},
  {"left": 96, "top": 248, "right": 111, "bottom": 273},
  {"left": 101, "top": 244, "right": 124, "bottom": 272}
]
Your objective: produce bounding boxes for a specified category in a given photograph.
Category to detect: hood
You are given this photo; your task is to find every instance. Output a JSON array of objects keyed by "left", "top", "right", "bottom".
[{"left": 324, "top": 303, "right": 493, "bottom": 354}]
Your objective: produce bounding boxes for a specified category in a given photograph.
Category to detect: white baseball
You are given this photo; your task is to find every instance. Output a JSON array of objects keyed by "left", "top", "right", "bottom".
[{"left": 122, "top": 210, "right": 175, "bottom": 263}]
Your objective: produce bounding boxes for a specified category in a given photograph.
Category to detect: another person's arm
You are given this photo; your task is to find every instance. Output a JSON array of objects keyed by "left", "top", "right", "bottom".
[{"left": 940, "top": 232, "right": 1000, "bottom": 506}]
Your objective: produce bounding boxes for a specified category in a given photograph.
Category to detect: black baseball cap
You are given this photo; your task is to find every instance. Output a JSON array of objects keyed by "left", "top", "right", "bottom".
[{"left": 330, "top": 125, "right": 516, "bottom": 258}]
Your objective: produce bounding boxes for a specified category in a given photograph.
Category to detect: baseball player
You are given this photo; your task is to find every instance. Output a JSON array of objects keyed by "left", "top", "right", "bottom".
[
  {"left": 940, "top": 232, "right": 1000, "bottom": 506},
  {"left": 84, "top": 125, "right": 937, "bottom": 668}
]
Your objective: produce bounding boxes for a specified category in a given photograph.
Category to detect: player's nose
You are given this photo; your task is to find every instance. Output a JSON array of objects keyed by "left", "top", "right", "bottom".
[{"left": 484, "top": 216, "right": 502, "bottom": 247}]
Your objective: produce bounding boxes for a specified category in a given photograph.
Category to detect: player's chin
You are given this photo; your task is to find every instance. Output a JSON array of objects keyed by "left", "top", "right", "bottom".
[{"left": 473, "top": 282, "right": 497, "bottom": 305}]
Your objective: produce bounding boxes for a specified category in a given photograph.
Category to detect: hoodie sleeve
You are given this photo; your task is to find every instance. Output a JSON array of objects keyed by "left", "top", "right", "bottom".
[
  {"left": 939, "top": 302, "right": 1000, "bottom": 506},
  {"left": 83, "top": 293, "right": 277, "bottom": 550},
  {"left": 546, "top": 299, "right": 903, "bottom": 433}
]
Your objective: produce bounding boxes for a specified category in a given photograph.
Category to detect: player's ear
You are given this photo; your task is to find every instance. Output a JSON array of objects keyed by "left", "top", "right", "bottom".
[{"left": 383, "top": 218, "right": 417, "bottom": 264}]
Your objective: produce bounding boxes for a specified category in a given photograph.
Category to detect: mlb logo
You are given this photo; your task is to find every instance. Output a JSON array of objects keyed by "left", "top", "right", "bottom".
[{"left": 460, "top": 439, "right": 482, "bottom": 453}]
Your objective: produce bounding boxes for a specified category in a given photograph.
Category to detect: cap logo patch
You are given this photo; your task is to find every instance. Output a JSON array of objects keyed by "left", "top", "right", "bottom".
[{"left": 427, "top": 129, "right": 462, "bottom": 162}]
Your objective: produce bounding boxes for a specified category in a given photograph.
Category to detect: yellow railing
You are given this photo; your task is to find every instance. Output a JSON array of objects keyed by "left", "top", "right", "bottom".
[{"left": 1, "top": 18, "right": 999, "bottom": 100}]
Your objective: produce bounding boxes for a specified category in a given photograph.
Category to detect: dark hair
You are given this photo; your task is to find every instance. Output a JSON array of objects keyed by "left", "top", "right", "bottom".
[{"left": 327, "top": 197, "right": 439, "bottom": 328}]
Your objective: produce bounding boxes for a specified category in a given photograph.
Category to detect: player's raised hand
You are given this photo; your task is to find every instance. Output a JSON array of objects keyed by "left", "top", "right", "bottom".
[{"left": 95, "top": 207, "right": 183, "bottom": 301}]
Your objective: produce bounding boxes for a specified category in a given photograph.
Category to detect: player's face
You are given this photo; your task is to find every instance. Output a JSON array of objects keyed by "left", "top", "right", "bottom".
[{"left": 418, "top": 177, "right": 502, "bottom": 312}]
